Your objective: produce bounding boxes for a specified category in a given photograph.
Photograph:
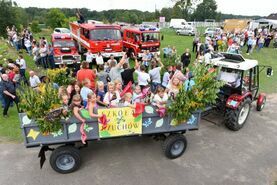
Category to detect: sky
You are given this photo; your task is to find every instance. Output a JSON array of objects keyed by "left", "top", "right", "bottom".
[{"left": 14, "top": 0, "right": 277, "bottom": 16}]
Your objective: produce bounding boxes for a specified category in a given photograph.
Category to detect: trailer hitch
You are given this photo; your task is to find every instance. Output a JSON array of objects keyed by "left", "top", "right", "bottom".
[{"left": 38, "top": 146, "right": 54, "bottom": 169}]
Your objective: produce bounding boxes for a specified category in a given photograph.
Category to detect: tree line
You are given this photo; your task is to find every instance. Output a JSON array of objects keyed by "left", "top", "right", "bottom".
[{"left": 0, "top": 0, "right": 262, "bottom": 37}]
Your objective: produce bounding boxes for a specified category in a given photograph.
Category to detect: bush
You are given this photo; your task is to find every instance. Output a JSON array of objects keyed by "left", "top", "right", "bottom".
[{"left": 30, "top": 21, "right": 41, "bottom": 33}]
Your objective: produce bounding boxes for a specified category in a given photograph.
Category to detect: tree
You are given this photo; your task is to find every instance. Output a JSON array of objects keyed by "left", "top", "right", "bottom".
[
  {"left": 46, "top": 8, "right": 67, "bottom": 29},
  {"left": 0, "top": 0, "right": 17, "bottom": 37},
  {"left": 171, "top": 0, "right": 201, "bottom": 20},
  {"left": 160, "top": 8, "right": 173, "bottom": 21},
  {"left": 192, "top": 0, "right": 218, "bottom": 21}
]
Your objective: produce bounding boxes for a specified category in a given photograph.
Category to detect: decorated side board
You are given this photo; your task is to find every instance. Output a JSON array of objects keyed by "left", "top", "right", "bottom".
[{"left": 19, "top": 105, "right": 200, "bottom": 148}]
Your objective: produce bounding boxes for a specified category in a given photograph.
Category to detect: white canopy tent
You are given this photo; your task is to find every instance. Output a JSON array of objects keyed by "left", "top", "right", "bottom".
[{"left": 253, "top": 18, "right": 277, "bottom": 29}]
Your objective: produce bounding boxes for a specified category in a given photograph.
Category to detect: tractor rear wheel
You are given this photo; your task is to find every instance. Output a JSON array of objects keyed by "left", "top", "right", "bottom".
[{"left": 225, "top": 98, "right": 251, "bottom": 131}]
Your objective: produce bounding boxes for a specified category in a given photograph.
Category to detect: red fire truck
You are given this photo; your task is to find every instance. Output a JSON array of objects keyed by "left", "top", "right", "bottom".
[
  {"left": 51, "top": 33, "right": 81, "bottom": 65},
  {"left": 122, "top": 27, "right": 160, "bottom": 58},
  {"left": 70, "top": 22, "right": 124, "bottom": 58}
]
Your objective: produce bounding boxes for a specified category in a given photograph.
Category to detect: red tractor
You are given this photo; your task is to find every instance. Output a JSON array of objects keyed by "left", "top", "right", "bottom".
[{"left": 204, "top": 53, "right": 273, "bottom": 131}]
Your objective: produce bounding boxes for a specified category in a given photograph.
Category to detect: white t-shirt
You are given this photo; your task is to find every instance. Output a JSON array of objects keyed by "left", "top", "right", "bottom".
[
  {"left": 80, "top": 86, "right": 93, "bottom": 101},
  {"left": 149, "top": 67, "right": 162, "bottom": 83},
  {"left": 153, "top": 93, "right": 168, "bottom": 105},
  {"left": 96, "top": 55, "right": 104, "bottom": 65},
  {"left": 86, "top": 53, "right": 94, "bottom": 63},
  {"left": 39, "top": 47, "right": 48, "bottom": 57},
  {"left": 24, "top": 39, "right": 32, "bottom": 48},
  {"left": 29, "top": 75, "right": 41, "bottom": 88},
  {"left": 16, "top": 59, "right": 26, "bottom": 69},
  {"left": 162, "top": 72, "right": 170, "bottom": 87},
  {"left": 103, "top": 91, "right": 121, "bottom": 107},
  {"left": 135, "top": 70, "right": 150, "bottom": 86}
]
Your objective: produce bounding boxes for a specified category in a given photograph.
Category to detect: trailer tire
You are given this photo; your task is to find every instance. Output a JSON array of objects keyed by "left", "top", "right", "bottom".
[
  {"left": 163, "top": 134, "right": 187, "bottom": 159},
  {"left": 50, "top": 146, "right": 81, "bottom": 174},
  {"left": 225, "top": 98, "right": 251, "bottom": 131}
]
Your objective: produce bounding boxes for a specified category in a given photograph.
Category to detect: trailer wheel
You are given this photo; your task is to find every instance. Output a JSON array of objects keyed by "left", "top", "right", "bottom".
[
  {"left": 225, "top": 98, "right": 251, "bottom": 131},
  {"left": 163, "top": 134, "right": 187, "bottom": 159},
  {"left": 256, "top": 96, "right": 266, "bottom": 111},
  {"left": 50, "top": 146, "right": 81, "bottom": 174}
]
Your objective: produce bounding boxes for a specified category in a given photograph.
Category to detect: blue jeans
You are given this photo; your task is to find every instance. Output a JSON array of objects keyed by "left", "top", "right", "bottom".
[
  {"left": 13, "top": 41, "right": 19, "bottom": 51},
  {"left": 257, "top": 43, "right": 263, "bottom": 51},
  {"left": 41, "top": 56, "right": 48, "bottom": 69},
  {"left": 26, "top": 46, "right": 32, "bottom": 55},
  {"left": 151, "top": 82, "right": 160, "bottom": 93}
]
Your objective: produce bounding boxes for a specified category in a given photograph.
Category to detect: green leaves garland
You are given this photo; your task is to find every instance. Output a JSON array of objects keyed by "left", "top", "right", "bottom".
[{"left": 168, "top": 63, "right": 225, "bottom": 125}]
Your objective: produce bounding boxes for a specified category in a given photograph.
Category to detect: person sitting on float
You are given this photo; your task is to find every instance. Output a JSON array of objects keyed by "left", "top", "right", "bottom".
[
  {"left": 166, "top": 76, "right": 182, "bottom": 99},
  {"left": 87, "top": 92, "right": 101, "bottom": 118},
  {"left": 152, "top": 86, "right": 168, "bottom": 111},
  {"left": 103, "top": 82, "right": 121, "bottom": 107},
  {"left": 70, "top": 94, "right": 85, "bottom": 123}
]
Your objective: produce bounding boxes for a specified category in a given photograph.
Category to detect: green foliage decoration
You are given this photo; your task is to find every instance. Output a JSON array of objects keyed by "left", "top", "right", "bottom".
[
  {"left": 47, "top": 68, "right": 73, "bottom": 86},
  {"left": 18, "top": 83, "right": 63, "bottom": 133},
  {"left": 168, "top": 63, "right": 225, "bottom": 125}
]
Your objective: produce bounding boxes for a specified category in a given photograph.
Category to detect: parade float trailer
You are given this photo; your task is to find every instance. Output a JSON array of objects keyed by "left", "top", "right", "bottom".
[{"left": 19, "top": 106, "right": 200, "bottom": 174}]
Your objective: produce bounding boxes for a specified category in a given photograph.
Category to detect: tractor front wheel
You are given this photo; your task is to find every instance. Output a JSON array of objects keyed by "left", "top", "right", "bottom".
[
  {"left": 256, "top": 96, "right": 266, "bottom": 111},
  {"left": 225, "top": 98, "right": 251, "bottom": 131}
]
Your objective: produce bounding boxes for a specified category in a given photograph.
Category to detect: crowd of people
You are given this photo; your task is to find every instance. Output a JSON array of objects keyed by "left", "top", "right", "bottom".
[
  {"left": 190, "top": 27, "right": 277, "bottom": 59},
  {"left": 6, "top": 26, "right": 55, "bottom": 70}
]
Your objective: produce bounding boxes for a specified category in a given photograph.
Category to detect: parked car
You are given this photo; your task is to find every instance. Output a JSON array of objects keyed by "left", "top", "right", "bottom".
[
  {"left": 53, "top": 28, "right": 71, "bottom": 35},
  {"left": 204, "top": 27, "right": 222, "bottom": 36},
  {"left": 176, "top": 27, "right": 196, "bottom": 36}
]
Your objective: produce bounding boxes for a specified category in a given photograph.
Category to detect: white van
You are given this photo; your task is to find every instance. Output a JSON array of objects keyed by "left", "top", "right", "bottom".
[{"left": 169, "top": 19, "right": 187, "bottom": 29}]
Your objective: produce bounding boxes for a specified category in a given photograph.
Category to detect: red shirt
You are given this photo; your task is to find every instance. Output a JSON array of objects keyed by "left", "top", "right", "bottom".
[
  {"left": 8, "top": 71, "right": 15, "bottom": 81},
  {"left": 76, "top": 69, "right": 96, "bottom": 90}
]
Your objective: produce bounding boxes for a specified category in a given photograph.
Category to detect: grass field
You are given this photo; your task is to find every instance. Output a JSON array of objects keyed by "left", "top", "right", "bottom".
[{"left": 0, "top": 28, "right": 276, "bottom": 142}]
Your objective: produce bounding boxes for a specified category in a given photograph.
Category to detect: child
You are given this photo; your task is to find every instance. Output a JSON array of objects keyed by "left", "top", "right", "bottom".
[
  {"left": 70, "top": 94, "right": 85, "bottom": 123},
  {"left": 152, "top": 87, "right": 168, "bottom": 109},
  {"left": 87, "top": 92, "right": 101, "bottom": 118},
  {"left": 69, "top": 81, "right": 82, "bottom": 105},
  {"left": 96, "top": 81, "right": 106, "bottom": 104},
  {"left": 80, "top": 78, "right": 93, "bottom": 108},
  {"left": 60, "top": 93, "right": 69, "bottom": 116},
  {"left": 103, "top": 82, "right": 121, "bottom": 107},
  {"left": 135, "top": 65, "right": 150, "bottom": 89},
  {"left": 96, "top": 64, "right": 109, "bottom": 87},
  {"left": 58, "top": 86, "right": 67, "bottom": 98},
  {"left": 162, "top": 66, "right": 173, "bottom": 89},
  {"left": 166, "top": 77, "right": 182, "bottom": 99},
  {"left": 122, "top": 92, "right": 133, "bottom": 106},
  {"left": 114, "top": 79, "right": 123, "bottom": 95},
  {"left": 132, "top": 85, "right": 143, "bottom": 103}
]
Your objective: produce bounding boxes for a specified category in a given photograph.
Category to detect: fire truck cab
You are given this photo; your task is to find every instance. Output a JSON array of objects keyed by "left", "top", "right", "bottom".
[
  {"left": 70, "top": 22, "right": 124, "bottom": 58},
  {"left": 51, "top": 33, "right": 81, "bottom": 65},
  {"left": 122, "top": 27, "right": 160, "bottom": 58}
]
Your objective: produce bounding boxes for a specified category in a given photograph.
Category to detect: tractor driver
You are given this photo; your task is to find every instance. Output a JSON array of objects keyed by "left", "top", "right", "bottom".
[{"left": 218, "top": 68, "right": 241, "bottom": 88}]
